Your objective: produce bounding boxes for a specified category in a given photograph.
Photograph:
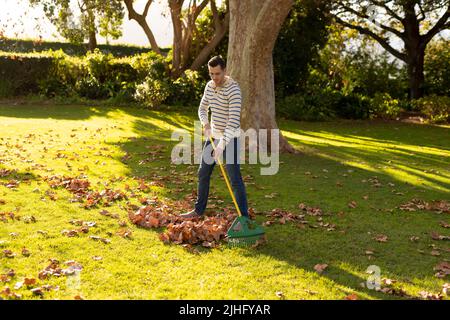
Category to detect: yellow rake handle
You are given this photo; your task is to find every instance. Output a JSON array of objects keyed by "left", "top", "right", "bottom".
[{"left": 209, "top": 136, "right": 243, "bottom": 217}]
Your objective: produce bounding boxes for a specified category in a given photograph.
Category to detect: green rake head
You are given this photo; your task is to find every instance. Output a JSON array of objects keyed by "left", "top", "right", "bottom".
[{"left": 226, "top": 216, "right": 266, "bottom": 247}]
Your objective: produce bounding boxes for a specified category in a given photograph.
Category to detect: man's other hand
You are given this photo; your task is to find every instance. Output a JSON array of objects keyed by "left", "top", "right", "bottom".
[
  {"left": 204, "top": 123, "right": 211, "bottom": 138},
  {"left": 213, "top": 146, "right": 224, "bottom": 162}
]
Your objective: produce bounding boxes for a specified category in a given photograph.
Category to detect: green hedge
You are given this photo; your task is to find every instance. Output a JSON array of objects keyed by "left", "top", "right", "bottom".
[
  {"left": 0, "top": 52, "right": 54, "bottom": 96},
  {"left": 277, "top": 90, "right": 408, "bottom": 121},
  {"left": 0, "top": 49, "right": 205, "bottom": 107}
]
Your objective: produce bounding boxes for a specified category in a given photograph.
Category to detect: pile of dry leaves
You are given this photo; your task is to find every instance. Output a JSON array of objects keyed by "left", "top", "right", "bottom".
[{"left": 128, "top": 198, "right": 236, "bottom": 248}]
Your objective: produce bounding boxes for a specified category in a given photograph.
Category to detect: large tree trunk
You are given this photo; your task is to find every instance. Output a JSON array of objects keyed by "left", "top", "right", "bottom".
[
  {"left": 88, "top": 30, "right": 97, "bottom": 52},
  {"left": 87, "top": 9, "right": 97, "bottom": 52},
  {"left": 169, "top": 0, "right": 184, "bottom": 78},
  {"left": 227, "top": 0, "right": 296, "bottom": 153},
  {"left": 403, "top": 4, "right": 425, "bottom": 100},
  {"left": 406, "top": 49, "right": 425, "bottom": 99}
]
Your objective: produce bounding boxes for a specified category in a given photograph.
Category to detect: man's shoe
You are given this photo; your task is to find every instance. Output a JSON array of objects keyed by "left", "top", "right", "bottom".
[{"left": 179, "top": 209, "right": 201, "bottom": 219}]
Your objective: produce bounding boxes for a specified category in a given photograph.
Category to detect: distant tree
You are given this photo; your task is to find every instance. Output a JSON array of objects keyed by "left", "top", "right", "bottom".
[
  {"left": 329, "top": 0, "right": 450, "bottom": 99},
  {"left": 29, "top": 0, "right": 124, "bottom": 51},
  {"left": 424, "top": 37, "right": 450, "bottom": 95},
  {"left": 186, "top": 1, "right": 229, "bottom": 79},
  {"left": 123, "top": 0, "right": 228, "bottom": 78}
]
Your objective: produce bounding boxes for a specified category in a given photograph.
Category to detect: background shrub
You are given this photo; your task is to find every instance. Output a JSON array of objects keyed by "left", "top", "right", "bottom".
[
  {"left": 414, "top": 95, "right": 450, "bottom": 123},
  {"left": 134, "top": 77, "right": 171, "bottom": 108}
]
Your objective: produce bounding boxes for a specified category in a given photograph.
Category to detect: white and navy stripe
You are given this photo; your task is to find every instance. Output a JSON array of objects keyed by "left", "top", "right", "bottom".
[{"left": 198, "top": 76, "right": 241, "bottom": 148}]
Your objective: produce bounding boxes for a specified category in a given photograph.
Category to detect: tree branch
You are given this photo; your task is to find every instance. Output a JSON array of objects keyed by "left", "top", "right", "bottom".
[
  {"left": 417, "top": 1, "right": 426, "bottom": 22},
  {"left": 194, "top": 0, "right": 210, "bottom": 20},
  {"left": 333, "top": 15, "right": 407, "bottom": 61},
  {"left": 77, "top": 0, "right": 86, "bottom": 13},
  {"left": 143, "top": 0, "right": 153, "bottom": 17},
  {"left": 370, "top": 0, "right": 403, "bottom": 22},
  {"left": 335, "top": 2, "right": 404, "bottom": 39},
  {"left": 123, "top": 0, "right": 162, "bottom": 55},
  {"left": 422, "top": 5, "right": 450, "bottom": 44},
  {"left": 211, "top": 0, "right": 221, "bottom": 30},
  {"left": 189, "top": 5, "right": 230, "bottom": 70}
]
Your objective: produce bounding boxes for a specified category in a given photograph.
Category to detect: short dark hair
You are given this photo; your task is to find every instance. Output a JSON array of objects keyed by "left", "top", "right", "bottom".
[{"left": 208, "top": 55, "right": 226, "bottom": 69}]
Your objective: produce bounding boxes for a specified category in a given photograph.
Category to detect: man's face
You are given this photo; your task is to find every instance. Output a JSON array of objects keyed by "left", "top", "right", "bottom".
[{"left": 208, "top": 65, "right": 226, "bottom": 86}]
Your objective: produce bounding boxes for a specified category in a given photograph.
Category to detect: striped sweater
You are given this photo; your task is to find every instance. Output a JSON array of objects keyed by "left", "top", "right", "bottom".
[{"left": 198, "top": 76, "right": 242, "bottom": 149}]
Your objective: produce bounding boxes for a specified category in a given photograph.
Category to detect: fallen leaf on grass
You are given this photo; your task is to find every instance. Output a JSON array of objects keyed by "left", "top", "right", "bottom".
[
  {"left": 89, "top": 236, "right": 111, "bottom": 244},
  {"left": 118, "top": 220, "right": 128, "bottom": 227},
  {"left": 24, "top": 277, "right": 36, "bottom": 286},
  {"left": 418, "top": 291, "right": 443, "bottom": 300},
  {"left": 304, "top": 289, "right": 318, "bottom": 295},
  {"left": 431, "top": 232, "right": 450, "bottom": 241},
  {"left": 298, "top": 203, "right": 326, "bottom": 216},
  {"left": 348, "top": 201, "right": 357, "bottom": 209},
  {"left": 382, "top": 278, "right": 396, "bottom": 286},
  {"left": 374, "top": 234, "right": 388, "bottom": 242},
  {"left": 442, "top": 283, "right": 449, "bottom": 296},
  {"left": 23, "top": 216, "right": 36, "bottom": 223},
  {"left": 41, "top": 284, "right": 59, "bottom": 292},
  {"left": 38, "top": 259, "right": 62, "bottom": 279},
  {"left": 116, "top": 229, "right": 133, "bottom": 239},
  {"left": 0, "top": 274, "right": 11, "bottom": 283},
  {"left": 3, "top": 249, "right": 15, "bottom": 258},
  {"left": 431, "top": 250, "right": 441, "bottom": 256},
  {"left": 21, "top": 247, "right": 31, "bottom": 257},
  {"left": 69, "top": 220, "right": 96, "bottom": 227},
  {"left": 434, "top": 262, "right": 450, "bottom": 278},
  {"left": 45, "top": 189, "right": 58, "bottom": 201},
  {"left": 99, "top": 209, "right": 120, "bottom": 219},
  {"left": 314, "top": 264, "right": 328, "bottom": 274},
  {"left": 266, "top": 207, "right": 310, "bottom": 227},
  {"left": 14, "top": 281, "right": 23, "bottom": 290},
  {"left": 61, "top": 229, "right": 79, "bottom": 237},
  {"left": 264, "top": 192, "right": 278, "bottom": 199},
  {"left": 30, "top": 287, "right": 44, "bottom": 296},
  {"left": 0, "top": 287, "right": 22, "bottom": 299},
  {"left": 379, "top": 287, "right": 409, "bottom": 297},
  {"left": 4, "top": 180, "right": 20, "bottom": 189},
  {"left": 440, "top": 221, "right": 450, "bottom": 228}
]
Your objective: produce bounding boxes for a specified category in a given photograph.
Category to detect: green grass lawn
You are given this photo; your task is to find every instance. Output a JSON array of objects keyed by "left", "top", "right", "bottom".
[{"left": 0, "top": 101, "right": 449, "bottom": 300}]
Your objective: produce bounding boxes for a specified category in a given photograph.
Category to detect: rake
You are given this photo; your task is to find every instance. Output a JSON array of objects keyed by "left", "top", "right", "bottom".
[{"left": 209, "top": 136, "right": 265, "bottom": 247}]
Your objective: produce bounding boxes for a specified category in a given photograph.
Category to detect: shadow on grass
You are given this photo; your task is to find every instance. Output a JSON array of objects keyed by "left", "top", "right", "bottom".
[{"left": 0, "top": 170, "right": 40, "bottom": 184}]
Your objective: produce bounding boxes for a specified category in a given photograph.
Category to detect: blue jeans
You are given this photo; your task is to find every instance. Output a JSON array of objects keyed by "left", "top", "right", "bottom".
[{"left": 195, "top": 137, "right": 249, "bottom": 217}]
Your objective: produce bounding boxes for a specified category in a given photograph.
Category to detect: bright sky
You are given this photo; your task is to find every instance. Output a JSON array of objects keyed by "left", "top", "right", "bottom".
[{"left": 0, "top": 0, "right": 174, "bottom": 47}]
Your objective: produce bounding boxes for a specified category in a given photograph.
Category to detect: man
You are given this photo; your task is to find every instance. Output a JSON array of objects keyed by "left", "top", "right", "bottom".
[{"left": 180, "top": 55, "right": 249, "bottom": 218}]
